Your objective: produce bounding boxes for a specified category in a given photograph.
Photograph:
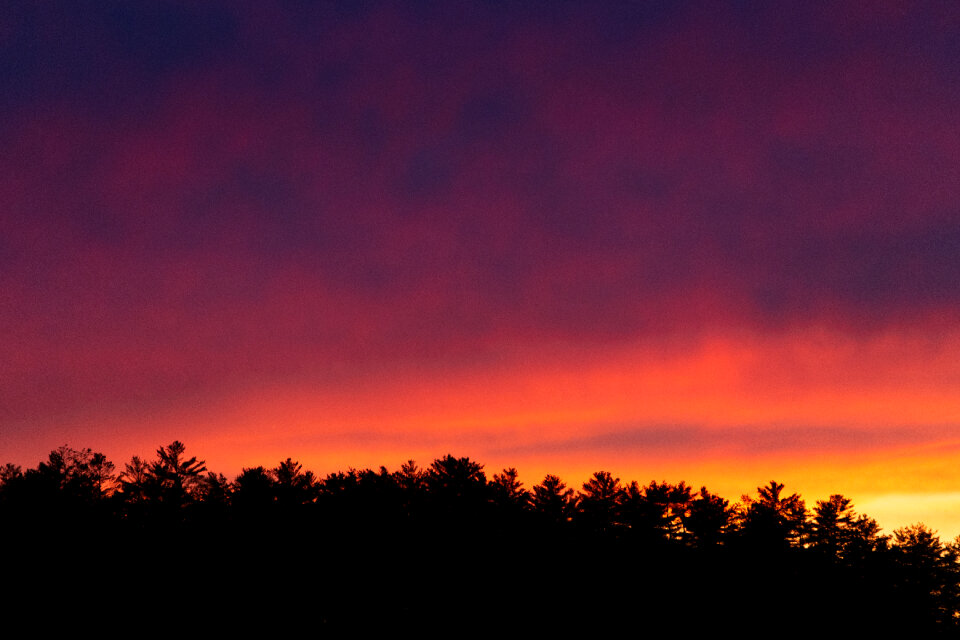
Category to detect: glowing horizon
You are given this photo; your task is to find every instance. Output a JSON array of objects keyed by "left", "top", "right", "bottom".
[{"left": 7, "top": 324, "right": 960, "bottom": 539}]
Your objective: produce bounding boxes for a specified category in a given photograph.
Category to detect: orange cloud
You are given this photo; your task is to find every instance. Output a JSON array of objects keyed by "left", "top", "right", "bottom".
[{"left": 26, "top": 323, "right": 947, "bottom": 538}]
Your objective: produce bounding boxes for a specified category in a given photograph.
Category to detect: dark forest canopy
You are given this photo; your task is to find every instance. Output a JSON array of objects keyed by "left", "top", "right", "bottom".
[{"left": 2, "top": 442, "right": 959, "bottom": 634}]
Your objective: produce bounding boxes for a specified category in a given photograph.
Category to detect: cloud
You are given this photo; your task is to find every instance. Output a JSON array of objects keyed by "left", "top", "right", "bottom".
[
  {"left": 489, "top": 424, "right": 960, "bottom": 459},
  {"left": 2, "top": 1, "right": 960, "bottom": 447}
]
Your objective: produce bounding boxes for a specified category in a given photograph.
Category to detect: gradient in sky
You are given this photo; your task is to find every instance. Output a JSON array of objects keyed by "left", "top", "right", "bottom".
[{"left": 3, "top": 1, "right": 960, "bottom": 536}]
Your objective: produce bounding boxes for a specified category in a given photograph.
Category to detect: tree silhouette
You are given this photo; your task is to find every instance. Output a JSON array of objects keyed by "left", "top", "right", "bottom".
[
  {"left": 891, "top": 524, "right": 960, "bottom": 629},
  {"left": 809, "top": 494, "right": 886, "bottom": 563},
  {"left": 54, "top": 446, "right": 104, "bottom": 495},
  {"left": 0, "top": 461, "right": 22, "bottom": 488},
  {"left": 577, "top": 471, "right": 623, "bottom": 536},
  {"left": 3, "top": 442, "right": 960, "bottom": 632},
  {"left": 810, "top": 494, "right": 855, "bottom": 554},
  {"left": 0, "top": 463, "right": 22, "bottom": 483},
  {"left": 395, "top": 459, "right": 425, "bottom": 493},
  {"left": 491, "top": 468, "right": 529, "bottom": 508},
  {"left": 739, "top": 480, "right": 807, "bottom": 550},
  {"left": 531, "top": 474, "right": 576, "bottom": 527},
  {"left": 426, "top": 455, "right": 487, "bottom": 496},
  {"left": 233, "top": 466, "right": 276, "bottom": 512},
  {"left": 198, "top": 472, "right": 231, "bottom": 507},
  {"left": 147, "top": 441, "right": 207, "bottom": 510},
  {"left": 684, "top": 486, "right": 734, "bottom": 548},
  {"left": 117, "top": 455, "right": 151, "bottom": 503},
  {"left": 420, "top": 455, "right": 490, "bottom": 539},
  {"left": 20, "top": 445, "right": 115, "bottom": 507},
  {"left": 619, "top": 480, "right": 693, "bottom": 543},
  {"left": 488, "top": 467, "right": 530, "bottom": 538},
  {"left": 271, "top": 458, "right": 317, "bottom": 507},
  {"left": 0, "top": 464, "right": 23, "bottom": 506}
]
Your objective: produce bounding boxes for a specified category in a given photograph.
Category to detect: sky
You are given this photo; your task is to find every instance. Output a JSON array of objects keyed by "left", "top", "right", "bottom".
[{"left": 3, "top": 1, "right": 960, "bottom": 537}]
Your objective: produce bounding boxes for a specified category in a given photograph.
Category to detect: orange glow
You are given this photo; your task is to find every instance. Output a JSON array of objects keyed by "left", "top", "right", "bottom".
[{"left": 17, "top": 324, "right": 960, "bottom": 540}]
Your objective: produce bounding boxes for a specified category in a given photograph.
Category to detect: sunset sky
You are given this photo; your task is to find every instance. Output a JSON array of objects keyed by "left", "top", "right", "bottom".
[{"left": 3, "top": 1, "right": 960, "bottom": 537}]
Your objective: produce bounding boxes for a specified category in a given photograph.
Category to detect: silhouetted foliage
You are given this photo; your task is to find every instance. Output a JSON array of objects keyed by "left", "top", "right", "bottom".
[
  {"left": 37, "top": 445, "right": 114, "bottom": 502},
  {"left": 491, "top": 467, "right": 528, "bottom": 508},
  {"left": 3, "top": 443, "right": 959, "bottom": 633},
  {"left": 531, "top": 474, "right": 576, "bottom": 527},
  {"left": 891, "top": 524, "right": 960, "bottom": 629},
  {"left": 810, "top": 494, "right": 887, "bottom": 565},
  {"left": 739, "top": 480, "right": 808, "bottom": 551},
  {"left": 271, "top": 458, "right": 317, "bottom": 506},
  {"left": 577, "top": 470, "right": 623, "bottom": 536},
  {"left": 233, "top": 466, "right": 276, "bottom": 513},
  {"left": 117, "top": 455, "right": 150, "bottom": 501},
  {"left": 198, "top": 472, "right": 231, "bottom": 509},
  {"left": 147, "top": 440, "right": 207, "bottom": 509},
  {"left": 619, "top": 480, "right": 693, "bottom": 544},
  {"left": 425, "top": 454, "right": 487, "bottom": 499},
  {"left": 395, "top": 459, "right": 425, "bottom": 492},
  {"left": 0, "top": 463, "right": 22, "bottom": 484},
  {"left": 684, "top": 486, "right": 735, "bottom": 548}
]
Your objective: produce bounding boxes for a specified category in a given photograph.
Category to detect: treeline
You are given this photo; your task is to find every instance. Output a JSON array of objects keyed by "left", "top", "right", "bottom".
[{"left": 2, "top": 441, "right": 959, "bottom": 633}]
